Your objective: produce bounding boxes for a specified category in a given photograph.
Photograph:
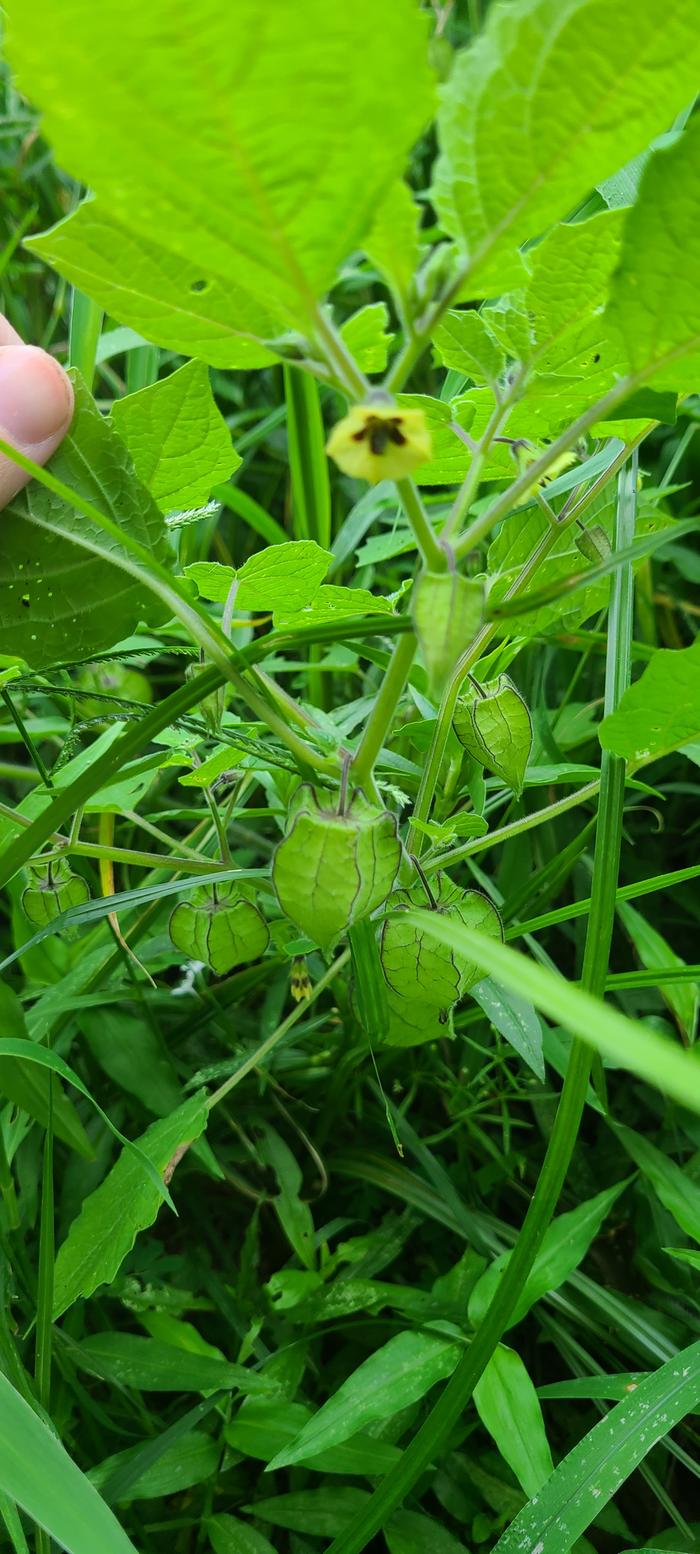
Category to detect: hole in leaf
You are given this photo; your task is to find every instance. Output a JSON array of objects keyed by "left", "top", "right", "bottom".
[{"left": 190, "top": 278, "right": 210, "bottom": 294}]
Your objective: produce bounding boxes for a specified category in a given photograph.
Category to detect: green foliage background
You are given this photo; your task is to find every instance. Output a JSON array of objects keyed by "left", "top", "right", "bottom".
[{"left": 1, "top": 4, "right": 700, "bottom": 1554}]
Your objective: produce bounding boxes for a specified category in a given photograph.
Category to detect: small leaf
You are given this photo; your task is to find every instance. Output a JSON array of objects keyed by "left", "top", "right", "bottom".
[
  {"left": 339, "top": 303, "right": 394, "bottom": 375},
  {"left": 616, "top": 900, "right": 698, "bottom": 1042},
  {"left": 613, "top": 1122, "right": 700, "bottom": 1245},
  {"left": 208, "top": 1514, "right": 276, "bottom": 1554},
  {"left": 244, "top": 1489, "right": 370, "bottom": 1539},
  {"left": 273, "top": 584, "right": 392, "bottom": 628},
  {"left": 184, "top": 562, "right": 237, "bottom": 604},
  {"left": 469, "top": 1180, "right": 629, "bottom": 1329},
  {"left": 470, "top": 979, "right": 544, "bottom": 1080},
  {"left": 73, "top": 1333, "right": 274, "bottom": 1395},
  {"left": 225, "top": 1400, "right": 401, "bottom": 1477},
  {"left": 236, "top": 542, "right": 331, "bottom": 612},
  {"left": 91, "top": 1432, "right": 218, "bottom": 1503},
  {"left": 111, "top": 359, "right": 239, "bottom": 512},
  {"left": 0, "top": 982, "right": 93, "bottom": 1157},
  {"left": 474, "top": 1344, "right": 553, "bottom": 1497},
  {"left": 432, "top": 310, "right": 505, "bottom": 387}
]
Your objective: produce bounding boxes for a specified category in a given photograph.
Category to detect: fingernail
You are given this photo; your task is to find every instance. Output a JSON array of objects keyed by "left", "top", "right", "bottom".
[{"left": 0, "top": 346, "right": 73, "bottom": 446}]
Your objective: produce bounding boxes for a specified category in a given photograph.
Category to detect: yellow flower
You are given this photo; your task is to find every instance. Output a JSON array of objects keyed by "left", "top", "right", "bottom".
[
  {"left": 326, "top": 404, "right": 432, "bottom": 484},
  {"left": 517, "top": 446, "right": 577, "bottom": 502}
]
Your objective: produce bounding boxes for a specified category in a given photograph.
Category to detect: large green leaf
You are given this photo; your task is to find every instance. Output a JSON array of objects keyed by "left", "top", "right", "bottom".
[
  {"left": 474, "top": 1344, "right": 553, "bottom": 1497},
  {"left": 110, "top": 360, "right": 239, "bottom": 512},
  {"left": 433, "top": 0, "right": 700, "bottom": 295},
  {"left": 267, "top": 1330, "right": 461, "bottom": 1470},
  {"left": 11, "top": 0, "right": 433, "bottom": 341},
  {"left": 0, "top": 1372, "right": 137, "bottom": 1554},
  {"left": 1, "top": 374, "right": 169, "bottom": 664},
  {"left": 492, "top": 1340, "right": 700, "bottom": 1554},
  {"left": 599, "top": 638, "right": 700, "bottom": 764},
  {"left": 606, "top": 116, "right": 700, "bottom": 389},
  {"left": 53, "top": 1097, "right": 208, "bottom": 1318},
  {"left": 27, "top": 204, "right": 280, "bottom": 370}
]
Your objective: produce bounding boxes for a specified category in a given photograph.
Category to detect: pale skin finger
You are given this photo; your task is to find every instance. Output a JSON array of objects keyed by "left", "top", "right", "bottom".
[{"left": 0, "top": 314, "right": 74, "bottom": 508}]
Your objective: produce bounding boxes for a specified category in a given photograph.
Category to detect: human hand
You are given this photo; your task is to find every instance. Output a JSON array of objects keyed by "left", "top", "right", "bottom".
[{"left": 0, "top": 314, "right": 74, "bottom": 508}]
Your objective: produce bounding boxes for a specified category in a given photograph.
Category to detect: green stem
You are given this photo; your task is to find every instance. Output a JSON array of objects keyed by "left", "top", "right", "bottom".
[
  {"left": 327, "top": 449, "right": 637, "bottom": 1554},
  {"left": 0, "top": 687, "right": 54, "bottom": 788},
  {"left": 68, "top": 290, "right": 103, "bottom": 388},
  {"left": 206, "top": 950, "right": 349, "bottom": 1111},
  {"left": 383, "top": 261, "right": 471, "bottom": 395},
  {"left": 312, "top": 306, "right": 369, "bottom": 399},
  {"left": 443, "top": 384, "right": 522, "bottom": 544},
  {"left": 395, "top": 480, "right": 447, "bottom": 572},
  {"left": 424, "top": 778, "right": 601, "bottom": 874},
  {"left": 352, "top": 631, "right": 416, "bottom": 791},
  {"left": 452, "top": 372, "right": 639, "bottom": 560}
]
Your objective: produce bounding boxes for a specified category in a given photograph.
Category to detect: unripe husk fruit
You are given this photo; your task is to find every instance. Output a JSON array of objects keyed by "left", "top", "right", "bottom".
[
  {"left": 453, "top": 673, "right": 532, "bottom": 795},
  {"left": 272, "top": 785, "right": 401, "bottom": 951},
  {"left": 22, "top": 859, "right": 91, "bottom": 926},
  {"left": 379, "top": 876, "right": 503, "bottom": 1047},
  {"left": 412, "top": 570, "right": 484, "bottom": 700},
  {"left": 169, "top": 882, "right": 269, "bottom": 975}
]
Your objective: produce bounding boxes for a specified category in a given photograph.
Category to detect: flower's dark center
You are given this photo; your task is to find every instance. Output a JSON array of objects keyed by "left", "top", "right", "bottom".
[{"left": 352, "top": 414, "right": 407, "bottom": 456}]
